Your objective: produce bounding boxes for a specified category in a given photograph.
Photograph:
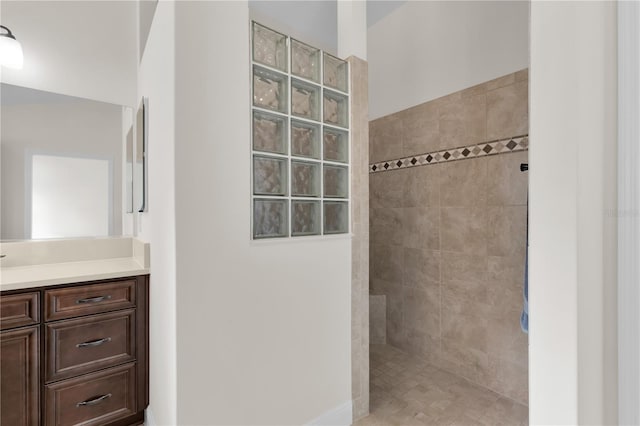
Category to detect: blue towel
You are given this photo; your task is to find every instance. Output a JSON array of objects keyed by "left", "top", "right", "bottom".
[{"left": 520, "top": 242, "right": 528, "bottom": 333}]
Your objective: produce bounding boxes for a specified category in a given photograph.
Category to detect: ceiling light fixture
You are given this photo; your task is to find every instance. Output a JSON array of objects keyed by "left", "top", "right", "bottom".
[{"left": 0, "top": 25, "right": 23, "bottom": 69}]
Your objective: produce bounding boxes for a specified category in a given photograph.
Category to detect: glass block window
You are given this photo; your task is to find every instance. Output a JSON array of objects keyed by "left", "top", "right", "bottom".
[{"left": 251, "top": 21, "right": 350, "bottom": 239}]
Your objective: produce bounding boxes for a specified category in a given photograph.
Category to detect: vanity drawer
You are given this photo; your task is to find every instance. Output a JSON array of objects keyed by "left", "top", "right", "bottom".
[
  {"left": 44, "top": 280, "right": 136, "bottom": 321},
  {"left": 44, "top": 362, "right": 136, "bottom": 426},
  {"left": 45, "top": 309, "right": 136, "bottom": 383},
  {"left": 0, "top": 292, "right": 40, "bottom": 330}
]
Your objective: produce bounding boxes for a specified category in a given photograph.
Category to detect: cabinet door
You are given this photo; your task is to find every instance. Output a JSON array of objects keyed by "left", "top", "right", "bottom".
[{"left": 0, "top": 326, "right": 40, "bottom": 426}]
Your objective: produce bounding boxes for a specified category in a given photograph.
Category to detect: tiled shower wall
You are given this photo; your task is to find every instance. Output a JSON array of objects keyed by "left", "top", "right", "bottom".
[
  {"left": 350, "top": 56, "right": 370, "bottom": 421},
  {"left": 369, "top": 69, "right": 529, "bottom": 404}
]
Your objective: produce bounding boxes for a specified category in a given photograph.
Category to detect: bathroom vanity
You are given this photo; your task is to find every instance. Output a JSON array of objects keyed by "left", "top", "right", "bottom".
[
  {"left": 1, "top": 61, "right": 149, "bottom": 426},
  {"left": 0, "top": 238, "right": 150, "bottom": 426}
]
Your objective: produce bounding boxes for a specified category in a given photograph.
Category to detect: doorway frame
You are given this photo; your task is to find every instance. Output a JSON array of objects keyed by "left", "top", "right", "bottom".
[{"left": 617, "top": 1, "right": 640, "bottom": 424}]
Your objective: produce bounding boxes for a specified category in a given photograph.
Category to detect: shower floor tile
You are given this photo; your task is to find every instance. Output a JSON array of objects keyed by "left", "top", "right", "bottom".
[{"left": 354, "top": 344, "right": 528, "bottom": 426}]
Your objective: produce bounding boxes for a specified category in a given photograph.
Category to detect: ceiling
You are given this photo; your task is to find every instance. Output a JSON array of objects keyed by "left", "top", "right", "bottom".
[{"left": 367, "top": 0, "right": 408, "bottom": 27}]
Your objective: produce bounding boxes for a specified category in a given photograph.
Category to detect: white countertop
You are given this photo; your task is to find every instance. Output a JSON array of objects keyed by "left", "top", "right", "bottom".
[
  {"left": 0, "top": 237, "right": 150, "bottom": 292},
  {"left": 1, "top": 257, "right": 149, "bottom": 292}
]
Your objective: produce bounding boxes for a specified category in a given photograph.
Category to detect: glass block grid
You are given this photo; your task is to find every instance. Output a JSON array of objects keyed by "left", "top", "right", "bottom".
[{"left": 251, "top": 21, "right": 350, "bottom": 239}]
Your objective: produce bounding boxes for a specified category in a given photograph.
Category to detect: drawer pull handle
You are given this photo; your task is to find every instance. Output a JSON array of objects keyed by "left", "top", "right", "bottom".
[
  {"left": 76, "top": 393, "right": 112, "bottom": 407},
  {"left": 76, "top": 295, "right": 111, "bottom": 304},
  {"left": 76, "top": 337, "right": 111, "bottom": 348}
]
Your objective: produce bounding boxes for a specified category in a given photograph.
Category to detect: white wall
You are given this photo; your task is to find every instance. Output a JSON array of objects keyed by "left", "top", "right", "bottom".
[
  {"left": 367, "top": 0, "right": 529, "bottom": 119},
  {"left": 1, "top": 99, "right": 123, "bottom": 240},
  {"left": 367, "top": 1, "right": 406, "bottom": 28},
  {"left": 173, "top": 2, "right": 351, "bottom": 424},
  {"left": 617, "top": 2, "right": 640, "bottom": 424},
  {"left": 529, "top": 2, "right": 617, "bottom": 424},
  {"left": 139, "top": 0, "right": 159, "bottom": 61},
  {"left": 0, "top": 1, "right": 137, "bottom": 107},
  {"left": 136, "top": 2, "right": 177, "bottom": 425},
  {"left": 338, "top": 1, "right": 367, "bottom": 60}
]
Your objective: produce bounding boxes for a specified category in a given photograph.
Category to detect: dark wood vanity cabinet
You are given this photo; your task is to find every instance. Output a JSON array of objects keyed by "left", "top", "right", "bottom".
[
  {"left": 0, "top": 276, "right": 149, "bottom": 426},
  {"left": 1, "top": 324, "right": 40, "bottom": 426}
]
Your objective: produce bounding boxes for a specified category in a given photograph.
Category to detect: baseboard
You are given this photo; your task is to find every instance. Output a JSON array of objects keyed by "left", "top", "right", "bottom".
[
  {"left": 144, "top": 408, "right": 156, "bottom": 426},
  {"left": 145, "top": 402, "right": 352, "bottom": 426},
  {"left": 306, "top": 400, "right": 353, "bottom": 426}
]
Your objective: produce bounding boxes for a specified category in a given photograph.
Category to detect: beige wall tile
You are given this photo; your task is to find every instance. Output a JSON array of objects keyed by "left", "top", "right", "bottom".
[
  {"left": 404, "top": 286, "right": 440, "bottom": 339},
  {"left": 441, "top": 296, "right": 488, "bottom": 352},
  {"left": 486, "top": 80, "right": 528, "bottom": 140},
  {"left": 440, "top": 158, "right": 488, "bottom": 207},
  {"left": 352, "top": 396, "right": 370, "bottom": 422},
  {"left": 403, "top": 247, "right": 440, "bottom": 290},
  {"left": 439, "top": 93, "right": 487, "bottom": 149},
  {"left": 442, "top": 252, "right": 488, "bottom": 284},
  {"left": 437, "top": 91, "right": 463, "bottom": 107},
  {"left": 486, "top": 315, "right": 528, "bottom": 368},
  {"left": 371, "top": 207, "right": 404, "bottom": 247},
  {"left": 370, "top": 169, "right": 407, "bottom": 209},
  {"left": 441, "top": 207, "right": 488, "bottom": 255},
  {"left": 404, "top": 165, "right": 440, "bottom": 208},
  {"left": 486, "top": 255, "right": 527, "bottom": 321},
  {"left": 486, "top": 151, "right": 529, "bottom": 206},
  {"left": 401, "top": 101, "right": 441, "bottom": 157},
  {"left": 370, "top": 295, "right": 387, "bottom": 345},
  {"left": 370, "top": 113, "right": 403, "bottom": 163},
  {"left": 401, "top": 327, "right": 427, "bottom": 357},
  {"left": 352, "top": 285, "right": 362, "bottom": 333},
  {"left": 350, "top": 56, "right": 369, "bottom": 420},
  {"left": 488, "top": 253, "right": 525, "bottom": 280},
  {"left": 371, "top": 244, "right": 404, "bottom": 282},
  {"left": 441, "top": 281, "right": 491, "bottom": 319},
  {"left": 484, "top": 259, "right": 528, "bottom": 362},
  {"left": 368, "top": 69, "right": 529, "bottom": 405},
  {"left": 407, "top": 330, "right": 440, "bottom": 360},
  {"left": 370, "top": 277, "right": 392, "bottom": 296},
  {"left": 387, "top": 285, "right": 405, "bottom": 348},
  {"left": 460, "top": 81, "right": 487, "bottom": 99},
  {"left": 352, "top": 336, "right": 363, "bottom": 392},
  {"left": 487, "top": 206, "right": 527, "bottom": 258},
  {"left": 403, "top": 207, "right": 440, "bottom": 250},
  {"left": 369, "top": 172, "right": 384, "bottom": 210},
  {"left": 362, "top": 309, "right": 370, "bottom": 348},
  {"left": 515, "top": 68, "right": 529, "bottom": 82},
  {"left": 461, "top": 73, "right": 517, "bottom": 99},
  {"left": 484, "top": 73, "right": 518, "bottom": 92}
]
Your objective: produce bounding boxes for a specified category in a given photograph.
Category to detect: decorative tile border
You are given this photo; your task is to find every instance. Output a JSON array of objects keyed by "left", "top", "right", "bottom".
[{"left": 369, "top": 135, "right": 529, "bottom": 173}]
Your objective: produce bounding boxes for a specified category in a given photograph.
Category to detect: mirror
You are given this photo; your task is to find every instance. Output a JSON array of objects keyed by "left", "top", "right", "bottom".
[
  {"left": 1, "top": 83, "right": 134, "bottom": 240},
  {"left": 135, "top": 97, "right": 147, "bottom": 213}
]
